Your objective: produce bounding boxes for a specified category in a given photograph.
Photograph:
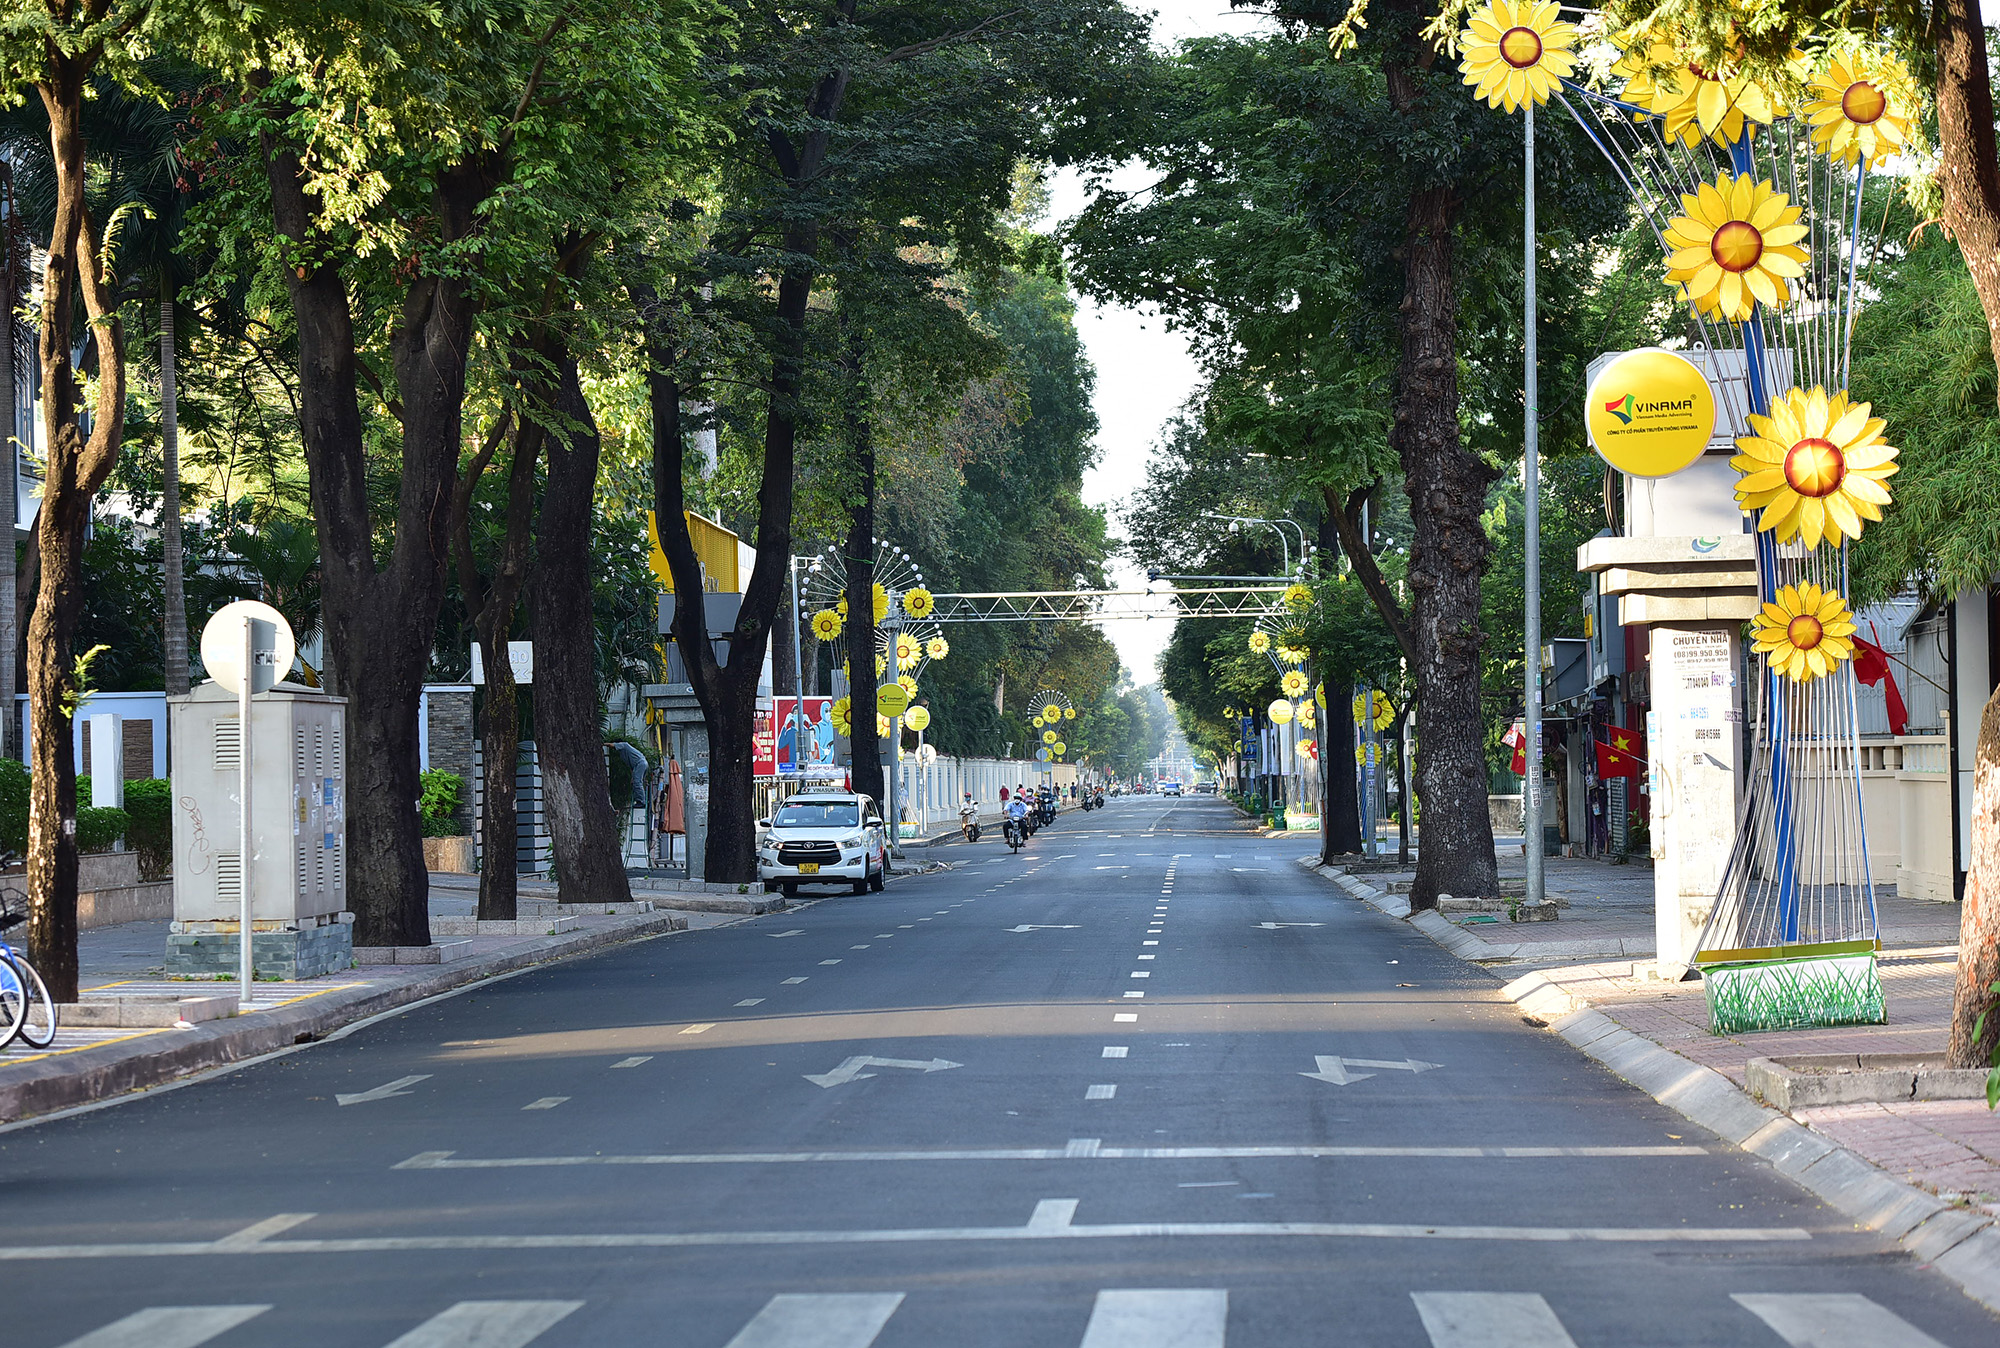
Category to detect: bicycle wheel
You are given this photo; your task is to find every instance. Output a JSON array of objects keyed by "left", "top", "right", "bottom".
[
  {"left": 0, "top": 952, "right": 29, "bottom": 1048},
  {"left": 7, "top": 951, "right": 55, "bottom": 1049}
]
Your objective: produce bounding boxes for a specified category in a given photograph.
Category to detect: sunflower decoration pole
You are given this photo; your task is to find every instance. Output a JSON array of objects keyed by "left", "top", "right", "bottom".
[
  {"left": 1460, "top": 0, "right": 1575, "bottom": 912},
  {"left": 1503, "top": 15, "right": 1918, "bottom": 1027}
]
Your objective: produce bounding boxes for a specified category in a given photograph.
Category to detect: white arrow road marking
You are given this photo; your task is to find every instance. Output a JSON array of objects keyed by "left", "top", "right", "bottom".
[
  {"left": 768, "top": 929, "right": 806, "bottom": 938},
  {"left": 1301, "top": 1056, "right": 1443, "bottom": 1085},
  {"left": 335, "top": 1074, "right": 431, "bottom": 1106},
  {"left": 1006, "top": 924, "right": 1082, "bottom": 932},
  {"left": 803, "top": 1055, "right": 963, "bottom": 1089},
  {"left": 1255, "top": 922, "right": 1324, "bottom": 929}
]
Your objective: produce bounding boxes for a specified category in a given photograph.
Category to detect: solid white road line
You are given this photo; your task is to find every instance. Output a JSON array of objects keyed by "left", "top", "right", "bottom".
[
  {"left": 1412, "top": 1293, "right": 1579, "bottom": 1348},
  {"left": 1078, "top": 1289, "right": 1227, "bottom": 1348},
  {"left": 1733, "top": 1294, "right": 1951, "bottom": 1347},
  {"left": 722, "top": 1294, "right": 903, "bottom": 1348},
  {"left": 55, "top": 1305, "right": 269, "bottom": 1348},
  {"left": 395, "top": 1143, "right": 1711, "bottom": 1169},
  {"left": 1086, "top": 1085, "right": 1117, "bottom": 1100},
  {"left": 380, "top": 1300, "right": 583, "bottom": 1348},
  {"left": 521, "top": 1097, "right": 568, "bottom": 1110}
]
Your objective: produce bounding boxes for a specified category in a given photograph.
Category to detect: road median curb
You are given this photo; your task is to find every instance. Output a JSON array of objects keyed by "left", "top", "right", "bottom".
[
  {"left": 1296, "top": 856, "right": 2000, "bottom": 1314},
  {"left": 1, "top": 910, "right": 692, "bottom": 1127}
]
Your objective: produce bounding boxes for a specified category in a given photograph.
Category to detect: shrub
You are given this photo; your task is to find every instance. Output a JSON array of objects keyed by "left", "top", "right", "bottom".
[
  {"left": 419, "top": 770, "right": 465, "bottom": 838},
  {"left": 77, "top": 805, "right": 130, "bottom": 854},
  {"left": 0, "top": 758, "right": 24, "bottom": 855},
  {"left": 124, "top": 778, "right": 172, "bottom": 880}
]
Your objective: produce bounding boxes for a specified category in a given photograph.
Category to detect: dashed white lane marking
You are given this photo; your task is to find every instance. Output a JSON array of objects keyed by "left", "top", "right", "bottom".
[
  {"left": 1179, "top": 1181, "right": 1238, "bottom": 1188},
  {"left": 781, "top": 978, "right": 808, "bottom": 985},
  {"left": 898, "top": 925, "right": 914, "bottom": 929},
  {"left": 722, "top": 1293, "right": 905, "bottom": 1348},
  {"left": 1086, "top": 1085, "right": 1117, "bottom": 1100},
  {"left": 1114, "top": 1013, "right": 1139, "bottom": 1022},
  {"left": 53, "top": 1305, "right": 270, "bottom": 1348},
  {"left": 1143, "top": 941, "right": 1159, "bottom": 946},
  {"left": 850, "top": 945, "right": 871, "bottom": 950},
  {"left": 522, "top": 1098, "right": 568, "bottom": 1111},
  {"left": 876, "top": 934, "right": 894, "bottom": 938},
  {"left": 736, "top": 999, "right": 765, "bottom": 1007},
  {"left": 769, "top": 930, "right": 806, "bottom": 939},
  {"left": 1130, "top": 971, "right": 1151, "bottom": 978},
  {"left": 1412, "top": 1293, "right": 1578, "bottom": 1348},
  {"left": 819, "top": 959, "right": 842, "bottom": 966},
  {"left": 1078, "top": 1289, "right": 1226, "bottom": 1348},
  {"left": 1733, "top": 1294, "right": 1952, "bottom": 1348},
  {"left": 1102, "top": 1047, "right": 1128, "bottom": 1058},
  {"left": 1137, "top": 955, "right": 1156, "bottom": 960},
  {"left": 680, "top": 1024, "right": 716, "bottom": 1035},
  {"left": 1124, "top": 991, "right": 1145, "bottom": 999},
  {"left": 610, "top": 1056, "right": 652, "bottom": 1068},
  {"left": 382, "top": 1300, "right": 583, "bottom": 1348}
]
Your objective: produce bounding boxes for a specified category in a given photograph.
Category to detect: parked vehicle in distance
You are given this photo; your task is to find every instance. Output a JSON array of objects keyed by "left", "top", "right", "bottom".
[
  {"left": 1195, "top": 781, "right": 1217, "bottom": 794},
  {"left": 1160, "top": 780, "right": 1183, "bottom": 797},
  {"left": 757, "top": 792, "right": 888, "bottom": 897}
]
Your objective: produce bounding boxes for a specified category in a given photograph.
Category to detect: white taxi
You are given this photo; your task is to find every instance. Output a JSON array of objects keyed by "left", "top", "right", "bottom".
[{"left": 757, "top": 791, "right": 888, "bottom": 897}]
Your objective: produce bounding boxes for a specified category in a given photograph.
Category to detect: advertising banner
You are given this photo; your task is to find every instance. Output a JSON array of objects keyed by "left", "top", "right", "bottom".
[{"left": 757, "top": 696, "right": 837, "bottom": 777}]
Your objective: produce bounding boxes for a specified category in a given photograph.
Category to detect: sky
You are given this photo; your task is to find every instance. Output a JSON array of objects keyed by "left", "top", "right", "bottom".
[{"left": 1054, "top": 2, "right": 1273, "bottom": 686}]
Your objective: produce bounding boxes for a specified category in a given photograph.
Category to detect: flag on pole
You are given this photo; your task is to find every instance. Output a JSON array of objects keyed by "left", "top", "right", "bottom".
[
  {"left": 1503, "top": 720, "right": 1527, "bottom": 776},
  {"left": 1852, "top": 633, "right": 1908, "bottom": 736},
  {"left": 1596, "top": 727, "right": 1642, "bottom": 779}
]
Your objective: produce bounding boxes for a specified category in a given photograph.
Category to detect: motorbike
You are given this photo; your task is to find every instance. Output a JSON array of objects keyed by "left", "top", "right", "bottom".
[
  {"left": 1002, "top": 816, "right": 1024, "bottom": 851},
  {"left": 960, "top": 805, "right": 980, "bottom": 843}
]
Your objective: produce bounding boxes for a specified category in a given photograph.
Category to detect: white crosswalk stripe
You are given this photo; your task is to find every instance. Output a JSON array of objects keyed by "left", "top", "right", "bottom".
[
  {"left": 1733, "top": 1293, "right": 1953, "bottom": 1348},
  {"left": 1077, "top": 1289, "right": 1228, "bottom": 1348},
  {"left": 721, "top": 1293, "right": 905, "bottom": 1348},
  {"left": 379, "top": 1301, "right": 583, "bottom": 1348},
  {"left": 1412, "top": 1293, "right": 1578, "bottom": 1348},
  {"left": 54, "top": 1306, "right": 269, "bottom": 1348}
]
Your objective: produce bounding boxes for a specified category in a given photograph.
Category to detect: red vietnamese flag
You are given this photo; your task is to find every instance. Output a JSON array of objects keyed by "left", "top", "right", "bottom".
[
  {"left": 1852, "top": 633, "right": 1908, "bottom": 735},
  {"left": 1503, "top": 721, "right": 1527, "bottom": 776},
  {"left": 1596, "top": 727, "right": 1641, "bottom": 779}
]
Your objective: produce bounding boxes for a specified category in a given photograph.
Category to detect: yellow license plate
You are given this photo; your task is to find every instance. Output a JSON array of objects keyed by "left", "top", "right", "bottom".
[{"left": 798, "top": 862, "right": 819, "bottom": 874}]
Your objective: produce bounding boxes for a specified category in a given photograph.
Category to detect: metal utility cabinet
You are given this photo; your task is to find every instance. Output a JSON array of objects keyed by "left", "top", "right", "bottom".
[{"left": 166, "top": 680, "right": 353, "bottom": 979}]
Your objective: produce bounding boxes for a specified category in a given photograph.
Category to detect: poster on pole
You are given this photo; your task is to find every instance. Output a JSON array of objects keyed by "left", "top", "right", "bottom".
[{"left": 756, "top": 696, "right": 836, "bottom": 777}]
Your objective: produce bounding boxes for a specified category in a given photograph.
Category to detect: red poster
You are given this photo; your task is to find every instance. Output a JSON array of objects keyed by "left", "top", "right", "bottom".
[{"left": 757, "top": 696, "right": 836, "bottom": 777}]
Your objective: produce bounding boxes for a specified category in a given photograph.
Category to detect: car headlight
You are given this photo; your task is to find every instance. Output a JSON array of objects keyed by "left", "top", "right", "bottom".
[{"left": 838, "top": 832, "right": 866, "bottom": 848}]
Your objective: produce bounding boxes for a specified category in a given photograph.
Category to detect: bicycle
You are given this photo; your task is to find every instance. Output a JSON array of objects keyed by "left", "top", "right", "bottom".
[{"left": 0, "top": 890, "right": 57, "bottom": 1051}]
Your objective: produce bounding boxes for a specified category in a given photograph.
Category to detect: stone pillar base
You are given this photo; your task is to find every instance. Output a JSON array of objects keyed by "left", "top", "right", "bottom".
[{"left": 165, "top": 913, "right": 354, "bottom": 981}]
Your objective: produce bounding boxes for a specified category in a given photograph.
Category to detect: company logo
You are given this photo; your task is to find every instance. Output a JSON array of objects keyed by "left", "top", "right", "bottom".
[
  {"left": 1692, "top": 537, "right": 1719, "bottom": 554},
  {"left": 1604, "top": 393, "right": 1636, "bottom": 425}
]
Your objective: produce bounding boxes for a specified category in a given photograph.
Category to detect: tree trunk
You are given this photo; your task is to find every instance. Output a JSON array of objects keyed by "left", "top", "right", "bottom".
[
  {"left": 1947, "top": 684, "right": 2000, "bottom": 1068},
  {"left": 1935, "top": 0, "right": 2000, "bottom": 401},
  {"left": 160, "top": 293, "right": 188, "bottom": 697},
  {"left": 265, "top": 145, "right": 490, "bottom": 948},
  {"left": 535, "top": 358, "right": 634, "bottom": 906},
  {"left": 1392, "top": 179, "right": 1499, "bottom": 911},
  {"left": 844, "top": 343, "right": 881, "bottom": 807},
  {"left": 454, "top": 412, "right": 539, "bottom": 923},
  {"left": 1322, "top": 686, "right": 1361, "bottom": 858},
  {"left": 26, "top": 63, "right": 129, "bottom": 1003}
]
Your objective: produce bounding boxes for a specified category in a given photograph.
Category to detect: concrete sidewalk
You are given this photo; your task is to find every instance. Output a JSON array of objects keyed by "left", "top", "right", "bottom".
[{"left": 1301, "top": 853, "right": 2000, "bottom": 1311}]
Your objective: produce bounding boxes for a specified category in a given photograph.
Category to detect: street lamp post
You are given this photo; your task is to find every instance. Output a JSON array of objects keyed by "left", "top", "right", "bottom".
[{"left": 1523, "top": 100, "right": 1546, "bottom": 911}]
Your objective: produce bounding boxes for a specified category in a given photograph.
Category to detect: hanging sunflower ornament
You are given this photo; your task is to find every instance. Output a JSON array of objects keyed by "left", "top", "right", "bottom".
[
  {"left": 1247, "top": 631, "right": 1271, "bottom": 655},
  {"left": 901, "top": 587, "right": 936, "bottom": 620},
  {"left": 1457, "top": 0, "right": 1577, "bottom": 114},
  {"left": 1614, "top": 40, "right": 1785, "bottom": 148},
  {"left": 894, "top": 632, "right": 921, "bottom": 665},
  {"left": 898, "top": 673, "right": 919, "bottom": 698},
  {"left": 1731, "top": 386, "right": 1898, "bottom": 548},
  {"left": 1805, "top": 50, "right": 1915, "bottom": 168},
  {"left": 810, "top": 609, "right": 842, "bottom": 641},
  {"left": 1752, "top": 582, "right": 1858, "bottom": 683},
  {"left": 1281, "top": 670, "right": 1309, "bottom": 699},
  {"left": 1283, "top": 582, "right": 1314, "bottom": 612},
  {"left": 830, "top": 696, "right": 853, "bottom": 737},
  {"left": 1663, "top": 173, "right": 1809, "bottom": 322},
  {"left": 926, "top": 636, "right": 950, "bottom": 661},
  {"left": 1276, "top": 642, "right": 1309, "bottom": 666}
]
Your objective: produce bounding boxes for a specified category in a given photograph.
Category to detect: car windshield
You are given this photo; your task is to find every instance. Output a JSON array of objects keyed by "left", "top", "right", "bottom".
[{"left": 773, "top": 802, "right": 861, "bottom": 828}]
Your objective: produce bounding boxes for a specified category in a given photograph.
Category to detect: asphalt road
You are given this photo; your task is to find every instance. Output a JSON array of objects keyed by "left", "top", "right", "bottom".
[{"left": 4, "top": 795, "right": 1996, "bottom": 1347}]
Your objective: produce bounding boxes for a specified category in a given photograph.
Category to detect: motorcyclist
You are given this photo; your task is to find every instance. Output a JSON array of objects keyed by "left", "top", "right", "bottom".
[
  {"left": 1004, "top": 792, "right": 1029, "bottom": 847},
  {"left": 959, "top": 793, "right": 980, "bottom": 842}
]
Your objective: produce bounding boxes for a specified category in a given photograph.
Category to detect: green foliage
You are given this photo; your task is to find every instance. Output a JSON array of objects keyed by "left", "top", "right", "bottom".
[
  {"left": 418, "top": 771, "right": 465, "bottom": 839},
  {"left": 0, "top": 758, "right": 25, "bottom": 855},
  {"left": 76, "top": 806, "right": 131, "bottom": 856},
  {"left": 123, "top": 778, "right": 173, "bottom": 881}
]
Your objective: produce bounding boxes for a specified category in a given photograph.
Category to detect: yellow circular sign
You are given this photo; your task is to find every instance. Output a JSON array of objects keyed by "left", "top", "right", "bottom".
[
  {"left": 876, "top": 683, "right": 911, "bottom": 717},
  {"left": 1268, "top": 698, "right": 1295, "bottom": 726},
  {"left": 1584, "top": 348, "right": 1717, "bottom": 479},
  {"left": 904, "top": 705, "right": 931, "bottom": 732}
]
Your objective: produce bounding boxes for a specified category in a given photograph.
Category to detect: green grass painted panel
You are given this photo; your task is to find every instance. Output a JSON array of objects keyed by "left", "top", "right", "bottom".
[{"left": 1703, "top": 953, "right": 1886, "bottom": 1035}]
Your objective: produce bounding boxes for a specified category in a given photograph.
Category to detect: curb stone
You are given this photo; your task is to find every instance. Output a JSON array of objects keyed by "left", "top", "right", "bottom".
[
  {"left": 0, "top": 910, "right": 692, "bottom": 1127},
  {"left": 1294, "top": 854, "right": 2000, "bottom": 1315}
]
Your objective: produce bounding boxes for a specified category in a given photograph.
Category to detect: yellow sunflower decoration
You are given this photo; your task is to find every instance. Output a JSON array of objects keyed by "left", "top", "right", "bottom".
[
  {"left": 1032, "top": 715, "right": 1045, "bottom": 728},
  {"left": 898, "top": 673, "right": 919, "bottom": 698},
  {"left": 1063, "top": 707, "right": 1076, "bottom": 720},
  {"left": 1283, "top": 581, "right": 1314, "bottom": 612},
  {"left": 1247, "top": 631, "right": 1271, "bottom": 655},
  {"left": 1731, "top": 386, "right": 1898, "bottom": 549},
  {"left": 874, "top": 583, "right": 891, "bottom": 623},
  {"left": 1298, "top": 701, "right": 1317, "bottom": 730},
  {"left": 874, "top": 654, "right": 886, "bottom": 677},
  {"left": 1615, "top": 40, "right": 1784, "bottom": 148},
  {"left": 1043, "top": 729, "right": 1059, "bottom": 745},
  {"left": 1751, "top": 582, "right": 1857, "bottom": 683},
  {"left": 894, "top": 632, "right": 921, "bottom": 664},
  {"left": 1041, "top": 701, "right": 1063, "bottom": 722},
  {"left": 877, "top": 713, "right": 892, "bottom": 740},
  {"left": 830, "top": 696, "right": 853, "bottom": 736},
  {"left": 1281, "top": 670, "right": 1309, "bottom": 698},
  {"left": 1276, "top": 643, "right": 1309, "bottom": 666},
  {"left": 926, "top": 636, "right": 950, "bottom": 661},
  {"left": 810, "top": 609, "right": 842, "bottom": 641},
  {"left": 1457, "top": 0, "right": 1577, "bottom": 114},
  {"left": 1805, "top": 50, "right": 1915, "bottom": 168},
  {"left": 1664, "top": 173, "right": 1809, "bottom": 322},
  {"left": 901, "top": 586, "right": 935, "bottom": 619},
  {"left": 1268, "top": 699, "right": 1295, "bottom": 726},
  {"left": 1353, "top": 691, "right": 1398, "bottom": 731}
]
